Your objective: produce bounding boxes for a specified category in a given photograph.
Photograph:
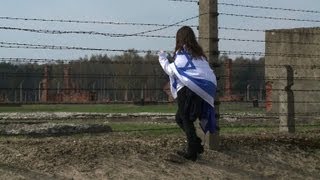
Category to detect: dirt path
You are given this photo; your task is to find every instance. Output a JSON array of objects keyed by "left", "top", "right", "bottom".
[{"left": 0, "top": 131, "right": 319, "bottom": 180}]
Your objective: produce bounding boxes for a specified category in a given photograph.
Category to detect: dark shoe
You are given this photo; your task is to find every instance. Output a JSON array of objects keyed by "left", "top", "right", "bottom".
[
  {"left": 176, "top": 145, "right": 204, "bottom": 156},
  {"left": 197, "top": 145, "right": 204, "bottom": 154},
  {"left": 182, "top": 152, "right": 197, "bottom": 161},
  {"left": 176, "top": 149, "right": 186, "bottom": 157},
  {"left": 176, "top": 148, "right": 198, "bottom": 161},
  {"left": 176, "top": 150, "right": 197, "bottom": 161}
]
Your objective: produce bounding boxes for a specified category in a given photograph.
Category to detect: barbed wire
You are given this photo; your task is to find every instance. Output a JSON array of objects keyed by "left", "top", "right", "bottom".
[
  {"left": 220, "top": 64, "right": 320, "bottom": 69},
  {"left": 0, "top": 99, "right": 319, "bottom": 107},
  {"left": 0, "top": 16, "right": 197, "bottom": 28},
  {"left": 1, "top": 41, "right": 320, "bottom": 58},
  {"left": 2, "top": 26, "right": 320, "bottom": 46},
  {"left": 0, "top": 58, "right": 315, "bottom": 67},
  {"left": 220, "top": 37, "right": 320, "bottom": 46},
  {"left": 0, "top": 58, "right": 74, "bottom": 64},
  {"left": 0, "top": 26, "right": 176, "bottom": 39},
  {"left": 1, "top": 86, "right": 320, "bottom": 93},
  {"left": 0, "top": 58, "right": 160, "bottom": 64},
  {"left": 0, "top": 73, "right": 167, "bottom": 78},
  {"left": 120, "top": 14, "right": 200, "bottom": 36},
  {"left": 4, "top": 24, "right": 320, "bottom": 37},
  {"left": 218, "top": 88, "right": 320, "bottom": 92},
  {"left": 1, "top": 75, "right": 320, "bottom": 81},
  {"left": 0, "top": 2, "right": 319, "bottom": 122},
  {"left": 168, "top": 0, "right": 198, "bottom": 3},
  {"left": 219, "top": 2, "right": 320, "bottom": 14},
  {"left": 230, "top": 75, "right": 316, "bottom": 82},
  {"left": 219, "top": 27, "right": 320, "bottom": 35},
  {"left": 169, "top": 0, "right": 320, "bottom": 14},
  {"left": 2, "top": 71, "right": 320, "bottom": 80},
  {"left": 0, "top": 42, "right": 161, "bottom": 54},
  {"left": 219, "top": 12, "right": 320, "bottom": 23},
  {"left": 0, "top": 14, "right": 198, "bottom": 39},
  {"left": 2, "top": 12, "right": 319, "bottom": 26},
  {"left": 0, "top": 25, "right": 319, "bottom": 38},
  {"left": 219, "top": 77, "right": 320, "bottom": 81},
  {"left": 220, "top": 50, "right": 320, "bottom": 58}
]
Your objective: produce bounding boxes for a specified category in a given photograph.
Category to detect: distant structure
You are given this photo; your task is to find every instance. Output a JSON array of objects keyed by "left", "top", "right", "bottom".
[
  {"left": 219, "top": 59, "right": 243, "bottom": 102},
  {"left": 265, "top": 27, "right": 320, "bottom": 116},
  {"left": 39, "top": 65, "right": 96, "bottom": 103},
  {"left": 163, "top": 82, "right": 174, "bottom": 102}
]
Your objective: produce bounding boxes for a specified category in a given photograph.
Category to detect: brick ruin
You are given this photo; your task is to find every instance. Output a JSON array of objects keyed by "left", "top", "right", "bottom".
[
  {"left": 265, "top": 81, "right": 272, "bottom": 112},
  {"left": 162, "top": 82, "right": 174, "bottom": 102},
  {"left": 40, "top": 65, "right": 96, "bottom": 103},
  {"left": 265, "top": 27, "right": 320, "bottom": 115},
  {"left": 219, "top": 59, "right": 243, "bottom": 102}
]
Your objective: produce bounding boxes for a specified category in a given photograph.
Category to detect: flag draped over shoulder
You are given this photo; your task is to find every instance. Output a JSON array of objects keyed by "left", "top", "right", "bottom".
[{"left": 160, "top": 50, "right": 218, "bottom": 134}]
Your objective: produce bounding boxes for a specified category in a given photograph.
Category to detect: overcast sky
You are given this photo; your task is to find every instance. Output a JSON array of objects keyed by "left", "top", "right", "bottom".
[{"left": 0, "top": 0, "right": 319, "bottom": 61}]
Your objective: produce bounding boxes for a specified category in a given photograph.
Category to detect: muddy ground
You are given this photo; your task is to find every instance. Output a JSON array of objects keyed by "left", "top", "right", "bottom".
[
  {"left": 0, "top": 131, "right": 319, "bottom": 179},
  {"left": 0, "top": 113, "right": 319, "bottom": 180}
]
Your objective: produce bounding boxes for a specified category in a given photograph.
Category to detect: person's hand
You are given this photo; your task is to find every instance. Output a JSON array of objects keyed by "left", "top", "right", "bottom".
[{"left": 158, "top": 50, "right": 168, "bottom": 60}]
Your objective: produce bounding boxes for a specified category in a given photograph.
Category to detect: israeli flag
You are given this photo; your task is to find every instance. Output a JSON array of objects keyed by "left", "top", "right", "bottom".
[{"left": 159, "top": 50, "right": 218, "bottom": 134}]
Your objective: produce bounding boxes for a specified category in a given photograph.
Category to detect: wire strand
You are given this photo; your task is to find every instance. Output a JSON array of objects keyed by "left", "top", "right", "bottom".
[
  {"left": 219, "top": 2, "right": 320, "bottom": 14},
  {"left": 0, "top": 16, "right": 196, "bottom": 27},
  {"left": 220, "top": 12, "right": 320, "bottom": 23},
  {"left": 169, "top": 0, "right": 320, "bottom": 14}
]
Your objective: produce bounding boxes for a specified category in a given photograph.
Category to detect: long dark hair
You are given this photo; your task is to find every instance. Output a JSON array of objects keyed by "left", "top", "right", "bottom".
[{"left": 175, "top": 26, "right": 207, "bottom": 59}]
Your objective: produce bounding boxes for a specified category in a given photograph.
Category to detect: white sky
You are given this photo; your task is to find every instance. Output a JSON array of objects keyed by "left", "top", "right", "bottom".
[{"left": 0, "top": 0, "right": 319, "bottom": 60}]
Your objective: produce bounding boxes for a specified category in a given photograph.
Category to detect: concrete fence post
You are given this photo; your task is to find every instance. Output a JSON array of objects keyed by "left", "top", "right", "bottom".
[
  {"left": 198, "top": 0, "right": 220, "bottom": 150},
  {"left": 279, "top": 65, "right": 295, "bottom": 133}
]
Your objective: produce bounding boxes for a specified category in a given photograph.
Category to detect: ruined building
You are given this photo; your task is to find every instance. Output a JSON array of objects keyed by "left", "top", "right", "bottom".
[
  {"left": 219, "top": 59, "right": 243, "bottom": 102},
  {"left": 265, "top": 27, "right": 320, "bottom": 115},
  {"left": 40, "top": 65, "right": 96, "bottom": 103}
]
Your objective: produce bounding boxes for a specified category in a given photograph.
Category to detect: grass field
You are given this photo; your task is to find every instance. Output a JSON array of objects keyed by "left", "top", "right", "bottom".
[
  {"left": 0, "top": 102, "right": 265, "bottom": 114},
  {"left": 0, "top": 104, "right": 177, "bottom": 113},
  {"left": 0, "top": 103, "right": 319, "bottom": 179}
]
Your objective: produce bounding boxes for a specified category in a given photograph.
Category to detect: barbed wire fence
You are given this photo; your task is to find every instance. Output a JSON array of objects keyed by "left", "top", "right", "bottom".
[{"left": 0, "top": 0, "right": 319, "bottom": 133}]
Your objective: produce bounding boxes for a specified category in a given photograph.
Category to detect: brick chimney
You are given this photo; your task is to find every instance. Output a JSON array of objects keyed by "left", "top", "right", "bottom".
[
  {"left": 265, "top": 81, "right": 273, "bottom": 112},
  {"left": 41, "top": 65, "right": 49, "bottom": 102},
  {"left": 224, "top": 59, "right": 232, "bottom": 97},
  {"left": 63, "top": 65, "right": 71, "bottom": 95}
]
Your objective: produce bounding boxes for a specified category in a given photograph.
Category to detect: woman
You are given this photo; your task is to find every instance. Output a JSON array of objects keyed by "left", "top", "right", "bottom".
[{"left": 158, "top": 26, "right": 217, "bottom": 161}]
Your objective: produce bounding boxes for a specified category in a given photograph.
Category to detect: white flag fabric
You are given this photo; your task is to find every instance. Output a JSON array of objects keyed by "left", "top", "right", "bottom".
[{"left": 159, "top": 49, "right": 218, "bottom": 133}]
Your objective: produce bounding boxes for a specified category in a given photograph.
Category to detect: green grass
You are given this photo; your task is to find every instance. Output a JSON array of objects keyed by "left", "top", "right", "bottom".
[
  {"left": 106, "top": 122, "right": 277, "bottom": 136},
  {"left": 219, "top": 102, "right": 265, "bottom": 114},
  {"left": 0, "top": 103, "right": 265, "bottom": 114},
  {"left": 0, "top": 104, "right": 177, "bottom": 113},
  {"left": 108, "top": 122, "right": 279, "bottom": 135},
  {"left": 0, "top": 120, "right": 317, "bottom": 138}
]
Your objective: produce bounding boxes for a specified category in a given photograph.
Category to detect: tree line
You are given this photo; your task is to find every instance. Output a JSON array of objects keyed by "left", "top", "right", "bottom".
[{"left": 0, "top": 51, "right": 264, "bottom": 103}]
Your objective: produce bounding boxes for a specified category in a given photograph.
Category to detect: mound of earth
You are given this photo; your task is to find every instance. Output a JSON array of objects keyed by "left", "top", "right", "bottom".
[{"left": 0, "top": 131, "right": 319, "bottom": 180}]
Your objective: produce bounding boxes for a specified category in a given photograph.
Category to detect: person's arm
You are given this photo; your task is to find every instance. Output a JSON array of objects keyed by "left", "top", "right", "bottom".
[{"left": 158, "top": 51, "right": 175, "bottom": 76}]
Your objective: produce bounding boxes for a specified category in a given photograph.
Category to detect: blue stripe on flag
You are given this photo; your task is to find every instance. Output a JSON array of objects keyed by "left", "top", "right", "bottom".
[
  {"left": 175, "top": 67, "right": 216, "bottom": 97},
  {"left": 200, "top": 101, "right": 217, "bottom": 134},
  {"left": 174, "top": 51, "right": 216, "bottom": 97}
]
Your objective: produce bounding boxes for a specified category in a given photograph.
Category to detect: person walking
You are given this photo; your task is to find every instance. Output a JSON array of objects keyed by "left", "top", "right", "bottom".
[{"left": 158, "top": 26, "right": 218, "bottom": 161}]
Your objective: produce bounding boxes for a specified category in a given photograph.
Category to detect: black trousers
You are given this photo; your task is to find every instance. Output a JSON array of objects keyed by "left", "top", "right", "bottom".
[{"left": 176, "top": 87, "right": 203, "bottom": 153}]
